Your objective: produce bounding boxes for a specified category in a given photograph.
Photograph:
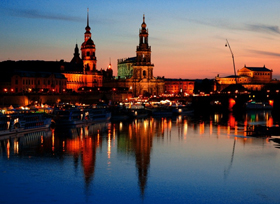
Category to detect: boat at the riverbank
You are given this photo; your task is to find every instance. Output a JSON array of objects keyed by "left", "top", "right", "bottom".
[
  {"left": 84, "top": 107, "right": 111, "bottom": 123},
  {"left": 53, "top": 105, "right": 111, "bottom": 127},
  {"left": 0, "top": 111, "right": 52, "bottom": 136},
  {"left": 245, "top": 100, "right": 272, "bottom": 110}
]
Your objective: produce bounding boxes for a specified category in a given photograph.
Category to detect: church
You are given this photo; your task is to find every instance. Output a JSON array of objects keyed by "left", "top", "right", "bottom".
[
  {"left": 63, "top": 11, "right": 112, "bottom": 92},
  {"left": 104, "top": 15, "right": 165, "bottom": 97}
]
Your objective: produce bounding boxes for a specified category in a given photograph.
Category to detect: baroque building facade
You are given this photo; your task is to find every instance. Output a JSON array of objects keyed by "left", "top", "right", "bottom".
[
  {"left": 215, "top": 65, "right": 276, "bottom": 91},
  {"left": 62, "top": 11, "right": 111, "bottom": 92},
  {"left": 105, "top": 15, "right": 164, "bottom": 97}
]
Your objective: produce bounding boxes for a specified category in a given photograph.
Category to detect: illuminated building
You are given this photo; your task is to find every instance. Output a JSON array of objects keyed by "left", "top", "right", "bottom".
[
  {"left": 215, "top": 65, "right": 277, "bottom": 91},
  {"left": 105, "top": 15, "right": 164, "bottom": 97},
  {"left": 81, "top": 10, "right": 97, "bottom": 72},
  {"left": 117, "top": 57, "right": 135, "bottom": 79},
  {"left": 1, "top": 70, "right": 66, "bottom": 94},
  {"left": 0, "top": 10, "right": 113, "bottom": 94},
  {"left": 0, "top": 61, "right": 67, "bottom": 94},
  {"left": 164, "top": 78, "right": 194, "bottom": 95},
  {"left": 62, "top": 10, "right": 107, "bottom": 92}
]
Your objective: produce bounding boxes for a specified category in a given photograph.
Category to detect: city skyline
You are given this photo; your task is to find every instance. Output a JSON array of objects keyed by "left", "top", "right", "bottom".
[{"left": 1, "top": 0, "right": 280, "bottom": 79}]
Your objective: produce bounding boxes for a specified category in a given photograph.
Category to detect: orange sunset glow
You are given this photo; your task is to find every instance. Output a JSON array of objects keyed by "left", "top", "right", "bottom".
[{"left": 1, "top": 1, "right": 280, "bottom": 79}]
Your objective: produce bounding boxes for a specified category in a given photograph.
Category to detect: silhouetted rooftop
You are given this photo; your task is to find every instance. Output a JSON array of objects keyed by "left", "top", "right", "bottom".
[
  {"left": 221, "top": 84, "right": 247, "bottom": 92},
  {"left": 243, "top": 66, "right": 271, "bottom": 72},
  {"left": 118, "top": 57, "right": 136, "bottom": 64},
  {"left": 13, "top": 70, "right": 66, "bottom": 79},
  {"left": 0, "top": 60, "right": 84, "bottom": 73}
]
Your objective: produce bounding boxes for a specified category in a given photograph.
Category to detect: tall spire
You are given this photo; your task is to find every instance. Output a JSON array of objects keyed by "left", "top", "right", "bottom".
[
  {"left": 87, "top": 8, "right": 89, "bottom": 28},
  {"left": 143, "top": 14, "right": 145, "bottom": 23},
  {"left": 85, "top": 8, "right": 91, "bottom": 32},
  {"left": 81, "top": 8, "right": 96, "bottom": 72}
]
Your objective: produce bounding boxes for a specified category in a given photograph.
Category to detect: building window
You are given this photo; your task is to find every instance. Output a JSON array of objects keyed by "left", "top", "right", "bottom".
[
  {"left": 87, "top": 52, "right": 90, "bottom": 56},
  {"left": 23, "top": 80, "right": 25, "bottom": 85},
  {"left": 15, "top": 79, "right": 18, "bottom": 85},
  {"left": 143, "top": 70, "right": 146, "bottom": 78}
]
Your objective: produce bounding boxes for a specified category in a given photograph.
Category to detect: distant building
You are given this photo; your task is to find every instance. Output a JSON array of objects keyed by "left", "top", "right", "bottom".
[
  {"left": 215, "top": 65, "right": 277, "bottom": 91},
  {"left": 105, "top": 15, "right": 164, "bottom": 97},
  {"left": 1, "top": 70, "right": 66, "bottom": 94},
  {"left": 164, "top": 79, "right": 194, "bottom": 95}
]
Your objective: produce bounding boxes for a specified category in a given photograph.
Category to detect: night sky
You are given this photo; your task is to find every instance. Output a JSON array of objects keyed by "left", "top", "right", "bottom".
[{"left": 1, "top": 0, "right": 280, "bottom": 79}]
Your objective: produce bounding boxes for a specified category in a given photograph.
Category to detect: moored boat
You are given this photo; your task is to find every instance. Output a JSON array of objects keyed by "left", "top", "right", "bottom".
[
  {"left": 85, "top": 107, "right": 111, "bottom": 123},
  {"left": 53, "top": 104, "right": 111, "bottom": 127},
  {"left": 53, "top": 107, "right": 85, "bottom": 126},
  {"left": 246, "top": 100, "right": 272, "bottom": 110},
  {"left": 0, "top": 111, "right": 52, "bottom": 136}
]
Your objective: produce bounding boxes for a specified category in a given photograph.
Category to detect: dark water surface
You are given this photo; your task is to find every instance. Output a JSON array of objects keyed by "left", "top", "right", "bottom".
[{"left": 1, "top": 111, "right": 280, "bottom": 204}]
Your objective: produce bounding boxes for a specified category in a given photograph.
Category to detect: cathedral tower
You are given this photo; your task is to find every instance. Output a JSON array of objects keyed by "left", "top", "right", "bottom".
[
  {"left": 114, "top": 15, "right": 164, "bottom": 97},
  {"left": 133, "top": 15, "right": 154, "bottom": 80},
  {"left": 81, "top": 9, "right": 97, "bottom": 72}
]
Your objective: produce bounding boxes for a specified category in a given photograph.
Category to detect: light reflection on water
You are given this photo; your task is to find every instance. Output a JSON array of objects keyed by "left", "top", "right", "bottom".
[{"left": 1, "top": 111, "right": 280, "bottom": 204}]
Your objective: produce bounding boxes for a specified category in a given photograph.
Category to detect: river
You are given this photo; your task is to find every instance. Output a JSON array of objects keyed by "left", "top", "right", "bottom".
[{"left": 1, "top": 110, "right": 280, "bottom": 204}]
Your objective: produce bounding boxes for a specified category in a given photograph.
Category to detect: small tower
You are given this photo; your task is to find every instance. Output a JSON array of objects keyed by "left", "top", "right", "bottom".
[
  {"left": 105, "top": 59, "right": 113, "bottom": 79},
  {"left": 71, "top": 44, "right": 82, "bottom": 64},
  {"left": 81, "top": 9, "right": 97, "bottom": 72},
  {"left": 108, "top": 58, "right": 113, "bottom": 77}
]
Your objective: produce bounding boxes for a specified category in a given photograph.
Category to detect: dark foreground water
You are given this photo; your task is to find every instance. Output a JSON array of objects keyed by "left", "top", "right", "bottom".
[{"left": 1, "top": 110, "right": 280, "bottom": 204}]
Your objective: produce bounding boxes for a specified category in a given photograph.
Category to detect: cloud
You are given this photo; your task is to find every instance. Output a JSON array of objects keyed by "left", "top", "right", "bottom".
[
  {"left": 8, "top": 8, "right": 83, "bottom": 22},
  {"left": 245, "top": 24, "right": 280, "bottom": 35},
  {"left": 247, "top": 49, "right": 280, "bottom": 57},
  {"left": 185, "top": 18, "right": 280, "bottom": 35}
]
